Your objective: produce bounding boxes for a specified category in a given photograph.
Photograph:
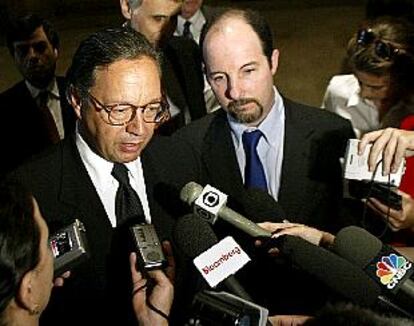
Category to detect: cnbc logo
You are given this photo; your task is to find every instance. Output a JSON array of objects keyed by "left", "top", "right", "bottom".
[{"left": 376, "top": 253, "right": 412, "bottom": 289}]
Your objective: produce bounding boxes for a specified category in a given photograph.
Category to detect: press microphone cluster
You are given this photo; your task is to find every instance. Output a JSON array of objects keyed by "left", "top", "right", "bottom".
[{"left": 333, "top": 226, "right": 414, "bottom": 317}]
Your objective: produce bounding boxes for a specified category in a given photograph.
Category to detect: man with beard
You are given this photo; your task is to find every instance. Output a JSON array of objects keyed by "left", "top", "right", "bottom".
[
  {"left": 0, "top": 14, "right": 76, "bottom": 174},
  {"left": 174, "top": 9, "right": 356, "bottom": 317}
]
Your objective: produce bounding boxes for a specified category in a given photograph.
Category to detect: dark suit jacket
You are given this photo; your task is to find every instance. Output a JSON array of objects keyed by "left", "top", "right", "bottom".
[
  {"left": 174, "top": 97, "right": 356, "bottom": 314},
  {"left": 11, "top": 135, "right": 198, "bottom": 325},
  {"left": 160, "top": 36, "right": 206, "bottom": 133},
  {"left": 0, "top": 77, "right": 77, "bottom": 174}
]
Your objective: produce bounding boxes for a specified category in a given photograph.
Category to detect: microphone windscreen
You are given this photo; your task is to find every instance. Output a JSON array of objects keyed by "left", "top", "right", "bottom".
[
  {"left": 333, "top": 226, "right": 383, "bottom": 268},
  {"left": 281, "top": 235, "right": 381, "bottom": 306},
  {"left": 173, "top": 214, "right": 218, "bottom": 258}
]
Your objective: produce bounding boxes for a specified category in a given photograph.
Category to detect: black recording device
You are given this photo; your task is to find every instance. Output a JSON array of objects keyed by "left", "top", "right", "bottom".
[
  {"left": 130, "top": 224, "right": 167, "bottom": 270},
  {"left": 349, "top": 180, "right": 402, "bottom": 210},
  {"left": 49, "top": 219, "right": 89, "bottom": 276},
  {"left": 188, "top": 290, "right": 269, "bottom": 326}
]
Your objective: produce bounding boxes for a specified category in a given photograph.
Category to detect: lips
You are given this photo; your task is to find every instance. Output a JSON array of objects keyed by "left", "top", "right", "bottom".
[{"left": 119, "top": 142, "right": 140, "bottom": 153}]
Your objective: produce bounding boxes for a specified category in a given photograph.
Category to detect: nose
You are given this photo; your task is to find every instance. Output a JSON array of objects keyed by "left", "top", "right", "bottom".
[
  {"left": 125, "top": 110, "right": 145, "bottom": 135},
  {"left": 225, "top": 77, "right": 242, "bottom": 100},
  {"left": 360, "top": 85, "right": 374, "bottom": 100}
]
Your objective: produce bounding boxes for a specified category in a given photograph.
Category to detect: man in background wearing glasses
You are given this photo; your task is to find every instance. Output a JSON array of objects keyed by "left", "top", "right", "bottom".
[{"left": 10, "top": 27, "right": 197, "bottom": 326}]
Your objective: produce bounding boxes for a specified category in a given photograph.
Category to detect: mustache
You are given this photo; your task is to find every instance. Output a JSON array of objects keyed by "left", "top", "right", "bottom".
[{"left": 228, "top": 98, "right": 260, "bottom": 110}]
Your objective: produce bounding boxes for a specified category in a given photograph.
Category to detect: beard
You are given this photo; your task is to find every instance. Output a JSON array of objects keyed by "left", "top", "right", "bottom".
[{"left": 226, "top": 98, "right": 264, "bottom": 124}]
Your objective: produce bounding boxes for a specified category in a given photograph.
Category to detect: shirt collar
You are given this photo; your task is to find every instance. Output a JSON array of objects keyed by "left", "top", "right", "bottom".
[
  {"left": 177, "top": 9, "right": 205, "bottom": 32},
  {"left": 25, "top": 78, "right": 60, "bottom": 99},
  {"left": 75, "top": 124, "right": 142, "bottom": 191},
  {"left": 228, "top": 86, "right": 283, "bottom": 148}
]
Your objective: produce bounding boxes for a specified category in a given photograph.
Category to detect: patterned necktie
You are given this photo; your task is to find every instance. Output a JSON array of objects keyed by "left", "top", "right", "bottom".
[
  {"left": 37, "top": 90, "right": 60, "bottom": 144},
  {"left": 242, "top": 130, "right": 268, "bottom": 191},
  {"left": 183, "top": 21, "right": 193, "bottom": 40},
  {"left": 111, "top": 163, "right": 145, "bottom": 226}
]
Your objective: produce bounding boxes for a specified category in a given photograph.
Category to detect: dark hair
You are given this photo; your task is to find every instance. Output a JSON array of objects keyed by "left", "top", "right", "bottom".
[
  {"left": 200, "top": 8, "right": 274, "bottom": 65},
  {"left": 0, "top": 179, "right": 39, "bottom": 321},
  {"left": 6, "top": 13, "right": 60, "bottom": 57},
  {"left": 347, "top": 17, "right": 414, "bottom": 108},
  {"left": 65, "top": 26, "right": 161, "bottom": 101},
  {"left": 366, "top": 0, "right": 414, "bottom": 24},
  {"left": 304, "top": 302, "right": 414, "bottom": 326}
]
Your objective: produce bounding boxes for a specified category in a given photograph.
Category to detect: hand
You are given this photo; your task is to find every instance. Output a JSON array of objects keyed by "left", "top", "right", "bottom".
[
  {"left": 359, "top": 128, "right": 414, "bottom": 175},
  {"left": 268, "top": 314, "right": 311, "bottom": 326},
  {"left": 53, "top": 271, "right": 71, "bottom": 287},
  {"left": 131, "top": 241, "right": 175, "bottom": 326},
  {"left": 257, "top": 222, "right": 334, "bottom": 250},
  {"left": 367, "top": 191, "right": 414, "bottom": 232}
]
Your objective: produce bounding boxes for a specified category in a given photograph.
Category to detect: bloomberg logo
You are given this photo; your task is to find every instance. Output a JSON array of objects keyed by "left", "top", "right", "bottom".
[
  {"left": 376, "top": 253, "right": 412, "bottom": 289},
  {"left": 202, "top": 246, "right": 242, "bottom": 275}
]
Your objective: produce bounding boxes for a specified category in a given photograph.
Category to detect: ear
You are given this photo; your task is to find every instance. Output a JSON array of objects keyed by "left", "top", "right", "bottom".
[
  {"left": 68, "top": 86, "right": 83, "bottom": 120},
  {"left": 120, "top": 0, "right": 132, "bottom": 20},
  {"left": 270, "top": 49, "right": 279, "bottom": 76},
  {"left": 17, "top": 271, "right": 35, "bottom": 312}
]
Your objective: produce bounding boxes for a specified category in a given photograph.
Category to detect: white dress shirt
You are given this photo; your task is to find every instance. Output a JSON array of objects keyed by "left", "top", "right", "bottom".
[
  {"left": 228, "top": 87, "right": 285, "bottom": 200},
  {"left": 75, "top": 125, "right": 152, "bottom": 227},
  {"left": 322, "top": 74, "right": 379, "bottom": 138},
  {"left": 26, "top": 78, "right": 65, "bottom": 139},
  {"left": 176, "top": 9, "right": 206, "bottom": 44}
]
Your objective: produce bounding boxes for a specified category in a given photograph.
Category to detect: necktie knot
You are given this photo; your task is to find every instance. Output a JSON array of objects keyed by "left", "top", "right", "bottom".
[
  {"left": 37, "top": 90, "right": 49, "bottom": 109},
  {"left": 242, "top": 130, "right": 263, "bottom": 151},
  {"left": 183, "top": 20, "right": 193, "bottom": 40},
  {"left": 112, "top": 163, "right": 130, "bottom": 186}
]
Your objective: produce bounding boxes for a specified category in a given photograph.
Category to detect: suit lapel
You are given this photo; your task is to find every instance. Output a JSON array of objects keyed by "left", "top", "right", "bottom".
[
  {"left": 278, "top": 99, "right": 315, "bottom": 222},
  {"left": 202, "top": 111, "right": 245, "bottom": 199}
]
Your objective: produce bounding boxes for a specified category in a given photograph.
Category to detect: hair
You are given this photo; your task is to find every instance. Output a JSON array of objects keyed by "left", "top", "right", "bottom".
[
  {"left": 127, "top": 0, "right": 182, "bottom": 11},
  {"left": 347, "top": 17, "right": 414, "bottom": 109},
  {"left": 304, "top": 302, "right": 414, "bottom": 326},
  {"left": 65, "top": 26, "right": 161, "bottom": 102},
  {"left": 365, "top": 0, "right": 414, "bottom": 24},
  {"left": 6, "top": 13, "right": 60, "bottom": 57},
  {"left": 199, "top": 8, "right": 274, "bottom": 65},
  {"left": 0, "top": 179, "right": 39, "bottom": 323}
]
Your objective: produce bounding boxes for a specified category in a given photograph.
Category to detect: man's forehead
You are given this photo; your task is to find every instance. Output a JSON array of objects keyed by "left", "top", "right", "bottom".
[{"left": 140, "top": 0, "right": 182, "bottom": 14}]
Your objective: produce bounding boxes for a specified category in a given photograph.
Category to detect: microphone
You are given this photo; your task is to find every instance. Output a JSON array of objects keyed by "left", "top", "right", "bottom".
[
  {"left": 279, "top": 235, "right": 382, "bottom": 308},
  {"left": 333, "top": 226, "right": 414, "bottom": 317},
  {"left": 173, "top": 214, "right": 253, "bottom": 301},
  {"left": 180, "top": 182, "right": 272, "bottom": 238}
]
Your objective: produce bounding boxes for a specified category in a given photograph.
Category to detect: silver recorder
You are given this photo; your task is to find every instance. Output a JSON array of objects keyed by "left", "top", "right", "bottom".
[
  {"left": 50, "top": 219, "right": 89, "bottom": 276},
  {"left": 130, "top": 224, "right": 167, "bottom": 270}
]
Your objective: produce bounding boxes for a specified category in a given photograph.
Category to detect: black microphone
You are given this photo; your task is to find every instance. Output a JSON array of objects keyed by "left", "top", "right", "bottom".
[
  {"left": 180, "top": 182, "right": 272, "bottom": 238},
  {"left": 333, "top": 226, "right": 414, "bottom": 317},
  {"left": 173, "top": 214, "right": 253, "bottom": 301},
  {"left": 279, "top": 235, "right": 382, "bottom": 308}
]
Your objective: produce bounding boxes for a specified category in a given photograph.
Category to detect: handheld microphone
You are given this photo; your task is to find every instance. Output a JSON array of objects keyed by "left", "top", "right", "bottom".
[
  {"left": 279, "top": 235, "right": 382, "bottom": 307},
  {"left": 333, "top": 226, "right": 414, "bottom": 317},
  {"left": 173, "top": 214, "right": 253, "bottom": 301},
  {"left": 180, "top": 182, "right": 272, "bottom": 238}
]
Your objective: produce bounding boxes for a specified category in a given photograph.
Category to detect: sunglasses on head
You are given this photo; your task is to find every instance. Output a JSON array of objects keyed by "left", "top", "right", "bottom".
[{"left": 357, "top": 29, "right": 401, "bottom": 61}]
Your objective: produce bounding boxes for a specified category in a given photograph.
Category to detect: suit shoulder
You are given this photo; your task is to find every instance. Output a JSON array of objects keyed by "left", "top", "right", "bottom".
[
  {"left": 0, "top": 80, "right": 26, "bottom": 98},
  {"left": 174, "top": 111, "right": 219, "bottom": 142}
]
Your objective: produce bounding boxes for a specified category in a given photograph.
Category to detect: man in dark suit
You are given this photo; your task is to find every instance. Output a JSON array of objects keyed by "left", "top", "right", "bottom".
[
  {"left": 0, "top": 14, "right": 76, "bottom": 174},
  {"left": 11, "top": 27, "right": 197, "bottom": 326},
  {"left": 175, "top": 8, "right": 356, "bottom": 317},
  {"left": 119, "top": 0, "right": 206, "bottom": 134}
]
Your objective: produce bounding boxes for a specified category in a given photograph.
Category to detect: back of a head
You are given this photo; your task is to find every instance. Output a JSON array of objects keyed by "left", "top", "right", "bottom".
[
  {"left": 304, "top": 302, "right": 414, "bottom": 326},
  {"left": 199, "top": 8, "right": 274, "bottom": 65},
  {"left": 65, "top": 26, "right": 161, "bottom": 101},
  {"left": 0, "top": 179, "right": 38, "bottom": 322},
  {"left": 347, "top": 17, "right": 414, "bottom": 75},
  {"left": 6, "top": 13, "right": 59, "bottom": 57}
]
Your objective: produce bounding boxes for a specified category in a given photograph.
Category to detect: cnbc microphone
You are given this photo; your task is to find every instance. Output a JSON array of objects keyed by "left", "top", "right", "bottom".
[
  {"left": 280, "top": 235, "right": 382, "bottom": 308},
  {"left": 333, "top": 226, "right": 414, "bottom": 317},
  {"left": 180, "top": 182, "right": 272, "bottom": 238},
  {"left": 173, "top": 214, "right": 253, "bottom": 301}
]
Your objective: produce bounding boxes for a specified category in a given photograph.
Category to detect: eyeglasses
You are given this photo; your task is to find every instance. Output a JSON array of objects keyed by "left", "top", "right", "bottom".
[
  {"left": 356, "top": 29, "right": 402, "bottom": 61},
  {"left": 86, "top": 93, "right": 170, "bottom": 126}
]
